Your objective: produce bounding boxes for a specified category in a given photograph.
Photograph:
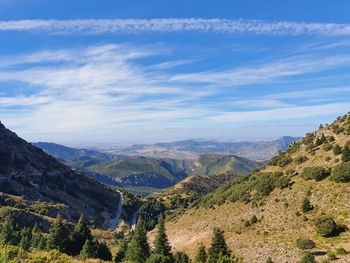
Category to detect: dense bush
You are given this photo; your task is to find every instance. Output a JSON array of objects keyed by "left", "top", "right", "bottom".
[
  {"left": 322, "top": 143, "right": 333, "bottom": 151},
  {"left": 300, "top": 252, "right": 316, "bottom": 263},
  {"left": 254, "top": 173, "right": 281, "bottom": 196},
  {"left": 301, "top": 167, "right": 329, "bottom": 181},
  {"left": 269, "top": 152, "right": 292, "bottom": 167},
  {"left": 315, "top": 216, "right": 337, "bottom": 237},
  {"left": 295, "top": 156, "right": 308, "bottom": 164},
  {"left": 330, "top": 162, "right": 350, "bottom": 183},
  {"left": 342, "top": 146, "right": 350, "bottom": 162},
  {"left": 296, "top": 238, "right": 316, "bottom": 250},
  {"left": 276, "top": 176, "right": 291, "bottom": 189},
  {"left": 139, "top": 199, "right": 166, "bottom": 231},
  {"left": 333, "top": 145, "right": 342, "bottom": 155}
]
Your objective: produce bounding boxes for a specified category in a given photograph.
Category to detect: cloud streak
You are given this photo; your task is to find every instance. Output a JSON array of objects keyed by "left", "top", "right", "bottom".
[{"left": 1, "top": 18, "right": 350, "bottom": 36}]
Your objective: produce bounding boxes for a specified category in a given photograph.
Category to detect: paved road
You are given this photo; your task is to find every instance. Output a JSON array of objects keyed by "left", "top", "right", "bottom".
[{"left": 108, "top": 191, "right": 123, "bottom": 230}]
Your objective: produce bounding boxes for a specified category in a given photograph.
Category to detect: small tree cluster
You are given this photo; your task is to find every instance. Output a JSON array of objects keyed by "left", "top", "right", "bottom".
[
  {"left": 301, "top": 167, "right": 329, "bottom": 181},
  {"left": 0, "top": 217, "right": 46, "bottom": 251},
  {"left": 330, "top": 162, "right": 350, "bottom": 183},
  {"left": 296, "top": 238, "right": 316, "bottom": 250}
]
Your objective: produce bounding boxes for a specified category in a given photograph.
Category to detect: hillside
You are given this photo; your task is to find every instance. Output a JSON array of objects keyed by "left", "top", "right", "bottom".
[
  {"left": 189, "top": 154, "right": 262, "bottom": 176},
  {"left": 86, "top": 158, "right": 191, "bottom": 189},
  {"left": 0, "top": 121, "right": 120, "bottom": 228},
  {"left": 162, "top": 114, "right": 350, "bottom": 263}
]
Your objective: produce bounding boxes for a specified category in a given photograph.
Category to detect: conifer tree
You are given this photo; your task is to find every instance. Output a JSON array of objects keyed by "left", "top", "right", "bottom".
[
  {"left": 194, "top": 243, "right": 207, "bottom": 263},
  {"left": 153, "top": 218, "right": 172, "bottom": 258},
  {"left": 80, "top": 239, "right": 96, "bottom": 259},
  {"left": 70, "top": 214, "right": 92, "bottom": 255},
  {"left": 174, "top": 251, "right": 190, "bottom": 263},
  {"left": 46, "top": 216, "right": 70, "bottom": 252},
  {"left": 207, "top": 228, "right": 230, "bottom": 263},
  {"left": 125, "top": 223, "right": 150, "bottom": 263},
  {"left": 301, "top": 197, "right": 313, "bottom": 213},
  {"left": 0, "top": 217, "right": 18, "bottom": 245},
  {"left": 114, "top": 238, "right": 129, "bottom": 263},
  {"left": 19, "top": 227, "right": 32, "bottom": 250},
  {"left": 96, "top": 241, "right": 112, "bottom": 261}
]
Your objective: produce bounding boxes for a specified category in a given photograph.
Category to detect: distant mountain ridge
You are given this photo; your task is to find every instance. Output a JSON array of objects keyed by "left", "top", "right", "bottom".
[{"left": 94, "top": 136, "right": 300, "bottom": 161}]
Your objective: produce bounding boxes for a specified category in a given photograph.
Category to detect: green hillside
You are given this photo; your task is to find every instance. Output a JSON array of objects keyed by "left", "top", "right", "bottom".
[{"left": 162, "top": 113, "right": 350, "bottom": 263}]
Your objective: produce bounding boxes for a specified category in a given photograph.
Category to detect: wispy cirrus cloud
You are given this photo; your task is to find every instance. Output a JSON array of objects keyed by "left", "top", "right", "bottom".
[{"left": 1, "top": 18, "right": 350, "bottom": 36}]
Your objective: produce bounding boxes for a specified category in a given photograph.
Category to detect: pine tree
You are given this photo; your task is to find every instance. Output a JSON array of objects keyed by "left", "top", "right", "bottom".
[
  {"left": 37, "top": 235, "right": 47, "bottom": 250},
  {"left": 0, "top": 217, "right": 18, "bottom": 245},
  {"left": 114, "top": 238, "right": 129, "bottom": 263},
  {"left": 301, "top": 197, "right": 313, "bottom": 213},
  {"left": 96, "top": 241, "right": 112, "bottom": 261},
  {"left": 19, "top": 227, "right": 32, "bottom": 250},
  {"left": 174, "top": 251, "right": 190, "bottom": 263},
  {"left": 207, "top": 228, "right": 230, "bottom": 263},
  {"left": 46, "top": 216, "right": 70, "bottom": 253},
  {"left": 70, "top": 214, "right": 92, "bottom": 255},
  {"left": 194, "top": 243, "right": 207, "bottom": 263},
  {"left": 125, "top": 223, "right": 150, "bottom": 263},
  {"left": 153, "top": 218, "right": 172, "bottom": 258},
  {"left": 80, "top": 239, "right": 96, "bottom": 259}
]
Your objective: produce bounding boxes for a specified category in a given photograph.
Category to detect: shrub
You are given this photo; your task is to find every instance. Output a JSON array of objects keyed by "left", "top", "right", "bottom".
[
  {"left": 326, "top": 250, "right": 337, "bottom": 260},
  {"left": 300, "top": 252, "right": 316, "bottom": 263},
  {"left": 296, "top": 238, "right": 316, "bottom": 250},
  {"left": 342, "top": 146, "right": 350, "bottom": 162},
  {"left": 330, "top": 162, "right": 350, "bottom": 183},
  {"left": 301, "top": 197, "right": 313, "bottom": 213},
  {"left": 254, "top": 173, "right": 280, "bottom": 196},
  {"left": 301, "top": 167, "right": 329, "bottom": 181},
  {"left": 328, "top": 136, "right": 335, "bottom": 142},
  {"left": 315, "top": 216, "right": 337, "bottom": 237},
  {"left": 269, "top": 152, "right": 292, "bottom": 167},
  {"left": 295, "top": 156, "right": 308, "bottom": 164},
  {"left": 276, "top": 176, "right": 291, "bottom": 189},
  {"left": 325, "top": 156, "right": 331, "bottom": 162},
  {"left": 322, "top": 143, "right": 333, "bottom": 151},
  {"left": 250, "top": 215, "right": 258, "bottom": 225},
  {"left": 333, "top": 145, "right": 342, "bottom": 155},
  {"left": 315, "top": 134, "right": 327, "bottom": 146},
  {"left": 335, "top": 247, "right": 348, "bottom": 255}
]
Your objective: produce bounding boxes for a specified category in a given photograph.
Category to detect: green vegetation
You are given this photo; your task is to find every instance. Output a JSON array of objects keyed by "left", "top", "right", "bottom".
[
  {"left": 301, "top": 167, "right": 329, "bottom": 181},
  {"left": 296, "top": 238, "right": 316, "bottom": 250},
  {"left": 333, "top": 144, "right": 342, "bottom": 155},
  {"left": 269, "top": 152, "right": 292, "bottom": 167},
  {"left": 125, "top": 223, "right": 150, "bottom": 263},
  {"left": 194, "top": 243, "right": 207, "bottom": 263},
  {"left": 300, "top": 252, "right": 316, "bottom": 263},
  {"left": 315, "top": 216, "right": 338, "bottom": 237},
  {"left": 301, "top": 197, "right": 313, "bottom": 213},
  {"left": 139, "top": 199, "right": 166, "bottom": 231},
  {"left": 342, "top": 145, "right": 350, "bottom": 162},
  {"left": 330, "top": 162, "right": 350, "bottom": 182}
]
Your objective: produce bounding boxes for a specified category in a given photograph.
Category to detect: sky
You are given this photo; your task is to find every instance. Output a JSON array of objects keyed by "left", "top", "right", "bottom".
[{"left": 1, "top": 0, "right": 350, "bottom": 145}]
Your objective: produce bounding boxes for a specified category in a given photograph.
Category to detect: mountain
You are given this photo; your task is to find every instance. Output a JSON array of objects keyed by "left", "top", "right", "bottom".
[
  {"left": 96, "top": 136, "right": 299, "bottom": 161},
  {"left": 0, "top": 121, "right": 120, "bottom": 228},
  {"left": 33, "top": 142, "right": 113, "bottom": 168},
  {"left": 189, "top": 154, "right": 262, "bottom": 176},
  {"left": 161, "top": 114, "right": 350, "bottom": 263},
  {"left": 86, "top": 157, "right": 192, "bottom": 189}
]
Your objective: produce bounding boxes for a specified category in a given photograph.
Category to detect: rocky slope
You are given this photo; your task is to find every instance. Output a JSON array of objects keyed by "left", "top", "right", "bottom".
[
  {"left": 162, "top": 114, "right": 350, "bottom": 263},
  {"left": 0, "top": 121, "right": 119, "bottom": 228}
]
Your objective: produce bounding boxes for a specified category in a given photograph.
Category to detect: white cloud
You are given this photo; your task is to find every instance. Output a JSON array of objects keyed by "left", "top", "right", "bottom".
[{"left": 1, "top": 18, "right": 350, "bottom": 36}]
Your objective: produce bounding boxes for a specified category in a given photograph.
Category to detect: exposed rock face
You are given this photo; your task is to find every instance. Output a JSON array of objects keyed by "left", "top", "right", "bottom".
[{"left": 0, "top": 121, "right": 119, "bottom": 227}]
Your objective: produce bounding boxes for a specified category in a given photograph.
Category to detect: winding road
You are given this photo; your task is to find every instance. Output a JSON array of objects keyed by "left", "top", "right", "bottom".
[{"left": 108, "top": 191, "right": 123, "bottom": 230}]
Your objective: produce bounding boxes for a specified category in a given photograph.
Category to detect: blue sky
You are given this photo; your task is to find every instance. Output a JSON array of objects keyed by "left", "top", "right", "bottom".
[{"left": 1, "top": 0, "right": 350, "bottom": 145}]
